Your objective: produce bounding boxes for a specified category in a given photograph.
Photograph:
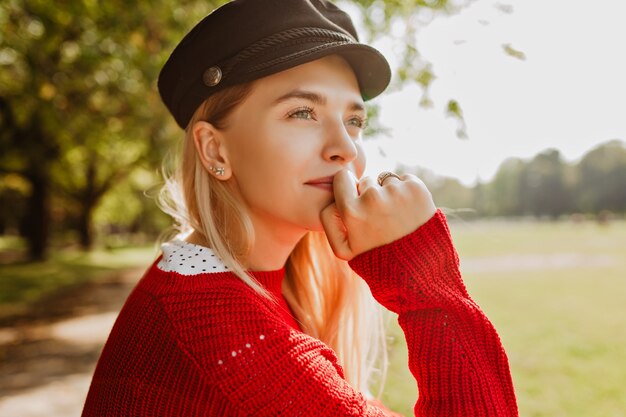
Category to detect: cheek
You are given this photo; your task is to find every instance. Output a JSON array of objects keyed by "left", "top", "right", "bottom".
[
  {"left": 225, "top": 121, "right": 274, "bottom": 173},
  {"left": 225, "top": 128, "right": 299, "bottom": 198},
  {"left": 354, "top": 141, "right": 367, "bottom": 178}
]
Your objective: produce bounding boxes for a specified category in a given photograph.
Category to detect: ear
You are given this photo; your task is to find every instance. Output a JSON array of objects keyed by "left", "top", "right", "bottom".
[{"left": 192, "top": 121, "right": 232, "bottom": 180}]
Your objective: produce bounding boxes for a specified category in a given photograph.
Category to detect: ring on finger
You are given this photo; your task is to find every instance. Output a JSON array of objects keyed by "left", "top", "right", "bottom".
[{"left": 377, "top": 171, "right": 402, "bottom": 186}]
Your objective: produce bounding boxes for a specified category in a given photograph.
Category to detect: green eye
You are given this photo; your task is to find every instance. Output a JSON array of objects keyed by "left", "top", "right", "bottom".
[
  {"left": 288, "top": 107, "right": 315, "bottom": 120},
  {"left": 347, "top": 116, "right": 367, "bottom": 129}
]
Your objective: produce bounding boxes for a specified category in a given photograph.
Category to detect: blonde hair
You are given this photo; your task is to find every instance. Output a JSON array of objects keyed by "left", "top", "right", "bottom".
[{"left": 158, "top": 83, "right": 387, "bottom": 394}]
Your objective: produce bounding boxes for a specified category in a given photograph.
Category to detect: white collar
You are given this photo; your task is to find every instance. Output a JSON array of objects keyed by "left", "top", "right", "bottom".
[{"left": 157, "top": 240, "right": 230, "bottom": 275}]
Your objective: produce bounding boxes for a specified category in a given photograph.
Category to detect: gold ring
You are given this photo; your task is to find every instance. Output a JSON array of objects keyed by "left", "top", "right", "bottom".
[{"left": 377, "top": 171, "right": 402, "bottom": 186}]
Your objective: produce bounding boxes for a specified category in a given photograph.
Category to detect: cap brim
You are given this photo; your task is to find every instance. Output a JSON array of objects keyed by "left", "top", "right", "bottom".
[{"left": 233, "top": 42, "right": 391, "bottom": 101}]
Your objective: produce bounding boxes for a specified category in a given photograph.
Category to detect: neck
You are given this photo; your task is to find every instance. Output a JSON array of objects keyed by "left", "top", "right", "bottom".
[
  {"left": 186, "top": 222, "right": 307, "bottom": 272},
  {"left": 244, "top": 218, "right": 307, "bottom": 271}
]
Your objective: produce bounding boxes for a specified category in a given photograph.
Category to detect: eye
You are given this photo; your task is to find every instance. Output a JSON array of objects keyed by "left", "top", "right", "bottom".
[
  {"left": 346, "top": 115, "right": 367, "bottom": 129},
  {"left": 287, "top": 106, "right": 316, "bottom": 120}
]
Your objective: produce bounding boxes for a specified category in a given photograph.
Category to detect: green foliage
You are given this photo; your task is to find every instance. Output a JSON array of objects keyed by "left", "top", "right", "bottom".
[
  {"left": 92, "top": 168, "right": 172, "bottom": 247},
  {"left": 485, "top": 157, "right": 525, "bottom": 216},
  {"left": 0, "top": 0, "right": 229, "bottom": 253},
  {"left": 521, "top": 149, "right": 571, "bottom": 217},
  {"left": 398, "top": 164, "right": 475, "bottom": 209},
  {"left": 576, "top": 140, "right": 626, "bottom": 213},
  {"left": 348, "top": 0, "right": 470, "bottom": 135},
  {"left": 406, "top": 140, "right": 626, "bottom": 218},
  {"left": 350, "top": 0, "right": 456, "bottom": 44}
]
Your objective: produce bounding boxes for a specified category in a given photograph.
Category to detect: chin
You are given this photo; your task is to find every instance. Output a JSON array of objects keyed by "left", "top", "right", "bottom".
[{"left": 306, "top": 224, "right": 326, "bottom": 233}]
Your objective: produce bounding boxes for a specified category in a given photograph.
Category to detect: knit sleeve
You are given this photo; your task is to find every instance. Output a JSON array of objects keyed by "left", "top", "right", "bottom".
[
  {"left": 349, "top": 209, "right": 519, "bottom": 417},
  {"left": 164, "top": 281, "right": 389, "bottom": 416}
]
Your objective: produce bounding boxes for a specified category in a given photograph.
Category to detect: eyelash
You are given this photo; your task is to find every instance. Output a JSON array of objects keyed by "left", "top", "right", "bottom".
[
  {"left": 348, "top": 115, "right": 368, "bottom": 129},
  {"left": 287, "top": 106, "right": 368, "bottom": 129},
  {"left": 287, "top": 106, "right": 316, "bottom": 120}
]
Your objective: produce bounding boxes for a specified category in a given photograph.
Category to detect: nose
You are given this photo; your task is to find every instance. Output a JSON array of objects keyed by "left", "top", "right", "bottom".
[{"left": 322, "top": 120, "right": 358, "bottom": 164}]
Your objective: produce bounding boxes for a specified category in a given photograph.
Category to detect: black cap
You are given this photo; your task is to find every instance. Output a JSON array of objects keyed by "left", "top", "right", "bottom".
[{"left": 158, "top": 0, "right": 391, "bottom": 129}]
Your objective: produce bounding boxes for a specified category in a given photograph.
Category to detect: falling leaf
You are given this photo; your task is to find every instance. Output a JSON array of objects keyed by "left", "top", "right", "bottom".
[
  {"left": 503, "top": 43, "right": 526, "bottom": 60},
  {"left": 494, "top": 3, "right": 514, "bottom": 14},
  {"left": 446, "top": 99, "right": 463, "bottom": 118},
  {"left": 445, "top": 100, "right": 468, "bottom": 139}
]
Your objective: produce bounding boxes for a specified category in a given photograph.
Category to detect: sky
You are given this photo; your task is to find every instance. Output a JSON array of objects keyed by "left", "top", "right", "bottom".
[{"left": 360, "top": 0, "right": 626, "bottom": 185}]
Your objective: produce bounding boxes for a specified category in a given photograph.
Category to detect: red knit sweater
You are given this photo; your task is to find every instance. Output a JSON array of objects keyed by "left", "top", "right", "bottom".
[{"left": 82, "top": 210, "right": 518, "bottom": 416}]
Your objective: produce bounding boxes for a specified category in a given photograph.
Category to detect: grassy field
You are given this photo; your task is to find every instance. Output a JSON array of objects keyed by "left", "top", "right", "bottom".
[
  {"left": 382, "top": 218, "right": 626, "bottom": 417},
  {"left": 0, "top": 240, "right": 156, "bottom": 321}
]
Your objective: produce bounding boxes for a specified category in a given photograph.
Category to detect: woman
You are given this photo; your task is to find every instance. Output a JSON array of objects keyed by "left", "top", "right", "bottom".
[{"left": 83, "top": 0, "right": 519, "bottom": 415}]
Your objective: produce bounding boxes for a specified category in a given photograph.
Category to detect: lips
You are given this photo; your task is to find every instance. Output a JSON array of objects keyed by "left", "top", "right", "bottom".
[
  {"left": 305, "top": 176, "right": 334, "bottom": 185},
  {"left": 305, "top": 175, "right": 335, "bottom": 191}
]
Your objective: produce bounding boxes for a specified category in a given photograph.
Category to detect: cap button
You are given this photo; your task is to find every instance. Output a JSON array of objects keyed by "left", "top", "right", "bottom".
[{"left": 203, "top": 66, "right": 222, "bottom": 87}]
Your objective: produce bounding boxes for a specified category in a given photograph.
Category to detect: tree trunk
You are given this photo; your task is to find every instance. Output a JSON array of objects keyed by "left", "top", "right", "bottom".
[
  {"left": 77, "top": 156, "right": 99, "bottom": 251},
  {"left": 77, "top": 202, "right": 94, "bottom": 250},
  {"left": 21, "top": 170, "right": 50, "bottom": 261}
]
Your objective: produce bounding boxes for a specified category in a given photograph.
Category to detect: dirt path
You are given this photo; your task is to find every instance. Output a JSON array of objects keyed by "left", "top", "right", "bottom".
[{"left": 0, "top": 267, "right": 144, "bottom": 417}]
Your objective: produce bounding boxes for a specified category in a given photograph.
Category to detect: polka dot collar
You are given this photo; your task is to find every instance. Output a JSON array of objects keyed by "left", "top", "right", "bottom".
[{"left": 157, "top": 240, "right": 229, "bottom": 275}]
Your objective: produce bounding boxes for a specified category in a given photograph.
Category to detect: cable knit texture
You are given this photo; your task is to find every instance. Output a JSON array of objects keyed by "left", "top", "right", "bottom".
[{"left": 82, "top": 210, "right": 518, "bottom": 416}]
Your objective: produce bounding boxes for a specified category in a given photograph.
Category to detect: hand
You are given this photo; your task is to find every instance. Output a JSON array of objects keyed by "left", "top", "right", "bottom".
[{"left": 320, "top": 169, "right": 437, "bottom": 260}]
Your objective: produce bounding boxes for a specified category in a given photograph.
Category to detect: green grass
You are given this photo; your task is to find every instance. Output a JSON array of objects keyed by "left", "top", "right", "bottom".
[
  {"left": 0, "top": 240, "right": 157, "bottom": 319},
  {"left": 383, "top": 219, "right": 626, "bottom": 417}
]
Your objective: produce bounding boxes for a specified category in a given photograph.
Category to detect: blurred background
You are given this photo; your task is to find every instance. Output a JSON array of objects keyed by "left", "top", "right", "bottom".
[{"left": 1, "top": 0, "right": 624, "bottom": 416}]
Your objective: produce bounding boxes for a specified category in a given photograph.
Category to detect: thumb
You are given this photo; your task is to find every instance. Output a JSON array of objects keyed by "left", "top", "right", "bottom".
[
  {"left": 320, "top": 202, "right": 352, "bottom": 260},
  {"left": 333, "top": 169, "right": 359, "bottom": 214}
]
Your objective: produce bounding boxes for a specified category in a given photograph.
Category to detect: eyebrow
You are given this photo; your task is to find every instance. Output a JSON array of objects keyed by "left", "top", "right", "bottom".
[{"left": 272, "top": 89, "right": 365, "bottom": 112}]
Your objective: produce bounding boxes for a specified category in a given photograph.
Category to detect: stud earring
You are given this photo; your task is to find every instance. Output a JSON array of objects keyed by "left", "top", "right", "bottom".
[{"left": 210, "top": 166, "right": 225, "bottom": 176}]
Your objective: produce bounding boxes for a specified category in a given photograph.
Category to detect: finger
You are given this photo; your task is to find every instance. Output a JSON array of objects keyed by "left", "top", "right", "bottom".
[
  {"left": 356, "top": 175, "right": 378, "bottom": 195},
  {"left": 378, "top": 171, "right": 403, "bottom": 186},
  {"left": 332, "top": 169, "right": 359, "bottom": 214},
  {"left": 399, "top": 173, "right": 424, "bottom": 185},
  {"left": 320, "top": 203, "right": 351, "bottom": 260}
]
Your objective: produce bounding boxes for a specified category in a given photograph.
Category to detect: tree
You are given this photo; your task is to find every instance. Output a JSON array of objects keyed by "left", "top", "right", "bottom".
[
  {"left": 348, "top": 0, "right": 472, "bottom": 136},
  {"left": 425, "top": 176, "right": 474, "bottom": 210},
  {"left": 0, "top": 0, "right": 228, "bottom": 257},
  {"left": 488, "top": 157, "right": 525, "bottom": 216},
  {"left": 575, "top": 140, "right": 626, "bottom": 214},
  {"left": 520, "top": 149, "right": 570, "bottom": 218}
]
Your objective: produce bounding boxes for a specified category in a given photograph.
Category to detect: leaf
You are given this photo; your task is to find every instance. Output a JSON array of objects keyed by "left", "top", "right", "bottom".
[
  {"left": 445, "top": 100, "right": 468, "bottom": 139},
  {"left": 502, "top": 43, "right": 526, "bottom": 61},
  {"left": 446, "top": 99, "right": 463, "bottom": 118},
  {"left": 494, "top": 2, "right": 514, "bottom": 14}
]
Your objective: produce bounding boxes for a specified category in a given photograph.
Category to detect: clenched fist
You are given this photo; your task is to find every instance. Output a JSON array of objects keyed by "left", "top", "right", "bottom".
[{"left": 320, "top": 169, "right": 437, "bottom": 260}]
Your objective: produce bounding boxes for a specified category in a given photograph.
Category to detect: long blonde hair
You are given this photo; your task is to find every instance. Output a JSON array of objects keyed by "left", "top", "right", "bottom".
[{"left": 158, "top": 82, "right": 387, "bottom": 394}]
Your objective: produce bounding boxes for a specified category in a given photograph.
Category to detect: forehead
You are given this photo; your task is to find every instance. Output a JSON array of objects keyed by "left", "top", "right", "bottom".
[{"left": 246, "top": 55, "right": 363, "bottom": 105}]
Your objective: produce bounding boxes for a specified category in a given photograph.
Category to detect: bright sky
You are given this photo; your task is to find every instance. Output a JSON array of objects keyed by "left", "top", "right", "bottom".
[{"left": 361, "top": 0, "right": 626, "bottom": 185}]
